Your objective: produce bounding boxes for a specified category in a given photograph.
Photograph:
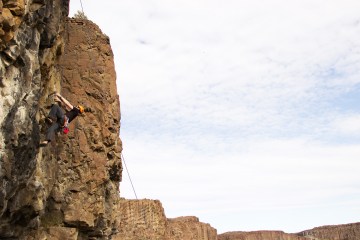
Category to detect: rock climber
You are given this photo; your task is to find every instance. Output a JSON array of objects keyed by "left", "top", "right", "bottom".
[{"left": 40, "top": 92, "right": 85, "bottom": 147}]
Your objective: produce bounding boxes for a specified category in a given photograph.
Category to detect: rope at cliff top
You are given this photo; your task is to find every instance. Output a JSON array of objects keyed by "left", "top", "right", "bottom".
[
  {"left": 75, "top": 0, "right": 97, "bottom": 78},
  {"left": 79, "top": 0, "right": 85, "bottom": 14},
  {"left": 121, "top": 153, "right": 138, "bottom": 200}
]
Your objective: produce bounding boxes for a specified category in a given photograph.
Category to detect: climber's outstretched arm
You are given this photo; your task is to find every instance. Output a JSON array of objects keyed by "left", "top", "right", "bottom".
[{"left": 56, "top": 93, "right": 74, "bottom": 111}]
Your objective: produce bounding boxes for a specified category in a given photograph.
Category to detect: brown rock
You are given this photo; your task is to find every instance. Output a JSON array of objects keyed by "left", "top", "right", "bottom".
[
  {"left": 167, "top": 216, "right": 217, "bottom": 240},
  {"left": 218, "top": 231, "right": 308, "bottom": 240},
  {"left": 298, "top": 222, "right": 360, "bottom": 240},
  {"left": 3, "top": 0, "right": 25, "bottom": 16},
  {"left": 113, "top": 199, "right": 217, "bottom": 240},
  {"left": 113, "top": 199, "right": 168, "bottom": 240},
  {"left": 219, "top": 223, "right": 360, "bottom": 240},
  {"left": 47, "top": 227, "right": 78, "bottom": 240},
  {"left": 48, "top": 18, "right": 122, "bottom": 238},
  {"left": 1, "top": 8, "right": 15, "bottom": 31},
  {"left": 2, "top": 30, "right": 13, "bottom": 42},
  {"left": 23, "top": 227, "right": 78, "bottom": 240},
  {"left": 0, "top": 3, "right": 121, "bottom": 238}
]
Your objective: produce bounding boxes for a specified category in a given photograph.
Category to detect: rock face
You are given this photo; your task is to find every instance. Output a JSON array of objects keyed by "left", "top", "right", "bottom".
[
  {"left": 1, "top": 1, "right": 359, "bottom": 240},
  {"left": 0, "top": 0, "right": 122, "bottom": 238},
  {"left": 0, "top": 0, "right": 71, "bottom": 238},
  {"left": 38, "top": 18, "right": 122, "bottom": 239},
  {"left": 218, "top": 223, "right": 360, "bottom": 240},
  {"left": 218, "top": 231, "right": 308, "bottom": 240},
  {"left": 114, "top": 199, "right": 217, "bottom": 240},
  {"left": 298, "top": 222, "right": 360, "bottom": 240},
  {"left": 167, "top": 216, "right": 218, "bottom": 240},
  {"left": 114, "top": 199, "right": 168, "bottom": 240}
]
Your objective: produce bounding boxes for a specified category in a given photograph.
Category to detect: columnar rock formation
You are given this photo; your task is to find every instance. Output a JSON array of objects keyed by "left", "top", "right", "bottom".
[
  {"left": 218, "top": 223, "right": 360, "bottom": 240},
  {"left": 39, "top": 18, "right": 122, "bottom": 239},
  {"left": 114, "top": 199, "right": 168, "bottom": 239},
  {"left": 298, "top": 223, "right": 360, "bottom": 240},
  {"left": 167, "top": 216, "right": 217, "bottom": 240},
  {"left": 218, "top": 231, "right": 308, "bottom": 240},
  {"left": 114, "top": 199, "right": 217, "bottom": 240}
]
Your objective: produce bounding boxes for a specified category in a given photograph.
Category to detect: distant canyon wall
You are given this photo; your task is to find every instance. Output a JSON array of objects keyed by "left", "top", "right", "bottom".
[
  {"left": 114, "top": 199, "right": 217, "bottom": 240},
  {"left": 218, "top": 231, "right": 308, "bottom": 240},
  {"left": 218, "top": 223, "right": 360, "bottom": 240},
  {"left": 298, "top": 222, "right": 360, "bottom": 240}
]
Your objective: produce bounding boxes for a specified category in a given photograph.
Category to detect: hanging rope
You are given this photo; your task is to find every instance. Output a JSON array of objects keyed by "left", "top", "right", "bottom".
[
  {"left": 121, "top": 153, "right": 138, "bottom": 199},
  {"left": 79, "top": 0, "right": 85, "bottom": 14}
]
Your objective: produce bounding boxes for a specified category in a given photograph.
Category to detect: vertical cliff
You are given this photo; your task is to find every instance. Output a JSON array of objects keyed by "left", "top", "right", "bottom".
[
  {"left": 0, "top": 0, "right": 122, "bottom": 238},
  {"left": 0, "top": 0, "right": 70, "bottom": 237},
  {"left": 113, "top": 199, "right": 217, "bottom": 240},
  {"left": 298, "top": 223, "right": 360, "bottom": 240},
  {"left": 218, "top": 223, "right": 360, "bottom": 240},
  {"left": 218, "top": 231, "right": 308, "bottom": 240},
  {"left": 36, "top": 18, "right": 122, "bottom": 239},
  {"left": 167, "top": 216, "right": 218, "bottom": 240},
  {"left": 114, "top": 199, "right": 168, "bottom": 240}
]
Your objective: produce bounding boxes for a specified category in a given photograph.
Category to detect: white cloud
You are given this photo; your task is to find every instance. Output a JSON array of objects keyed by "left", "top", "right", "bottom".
[
  {"left": 332, "top": 114, "right": 360, "bottom": 135},
  {"left": 120, "top": 135, "right": 360, "bottom": 232}
]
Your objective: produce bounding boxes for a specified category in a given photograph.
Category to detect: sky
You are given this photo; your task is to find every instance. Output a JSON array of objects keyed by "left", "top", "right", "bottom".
[{"left": 69, "top": 0, "right": 360, "bottom": 234}]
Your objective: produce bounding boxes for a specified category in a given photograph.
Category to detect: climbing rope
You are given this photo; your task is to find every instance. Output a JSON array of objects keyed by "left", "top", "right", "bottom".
[
  {"left": 121, "top": 153, "right": 138, "bottom": 199},
  {"left": 79, "top": 0, "right": 85, "bottom": 14}
]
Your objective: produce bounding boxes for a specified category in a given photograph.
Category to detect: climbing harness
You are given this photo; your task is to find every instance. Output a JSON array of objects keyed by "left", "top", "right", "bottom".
[
  {"left": 62, "top": 127, "right": 69, "bottom": 134},
  {"left": 121, "top": 153, "right": 138, "bottom": 199},
  {"left": 62, "top": 116, "right": 69, "bottom": 134}
]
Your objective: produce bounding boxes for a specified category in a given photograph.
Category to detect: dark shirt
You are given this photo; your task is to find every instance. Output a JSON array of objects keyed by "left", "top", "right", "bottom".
[{"left": 66, "top": 107, "right": 80, "bottom": 123}]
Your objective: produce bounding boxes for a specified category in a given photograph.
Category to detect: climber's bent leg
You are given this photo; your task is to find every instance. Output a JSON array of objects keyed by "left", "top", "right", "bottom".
[
  {"left": 48, "top": 104, "right": 65, "bottom": 123},
  {"left": 40, "top": 122, "right": 60, "bottom": 146},
  {"left": 46, "top": 122, "right": 60, "bottom": 142}
]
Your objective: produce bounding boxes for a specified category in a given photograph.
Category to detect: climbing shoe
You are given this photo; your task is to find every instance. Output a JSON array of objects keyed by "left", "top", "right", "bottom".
[
  {"left": 39, "top": 141, "right": 49, "bottom": 147},
  {"left": 45, "top": 117, "right": 53, "bottom": 124}
]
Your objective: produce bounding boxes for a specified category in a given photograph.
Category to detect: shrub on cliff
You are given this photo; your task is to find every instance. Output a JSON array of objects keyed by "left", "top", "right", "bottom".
[{"left": 73, "top": 10, "right": 88, "bottom": 20}]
